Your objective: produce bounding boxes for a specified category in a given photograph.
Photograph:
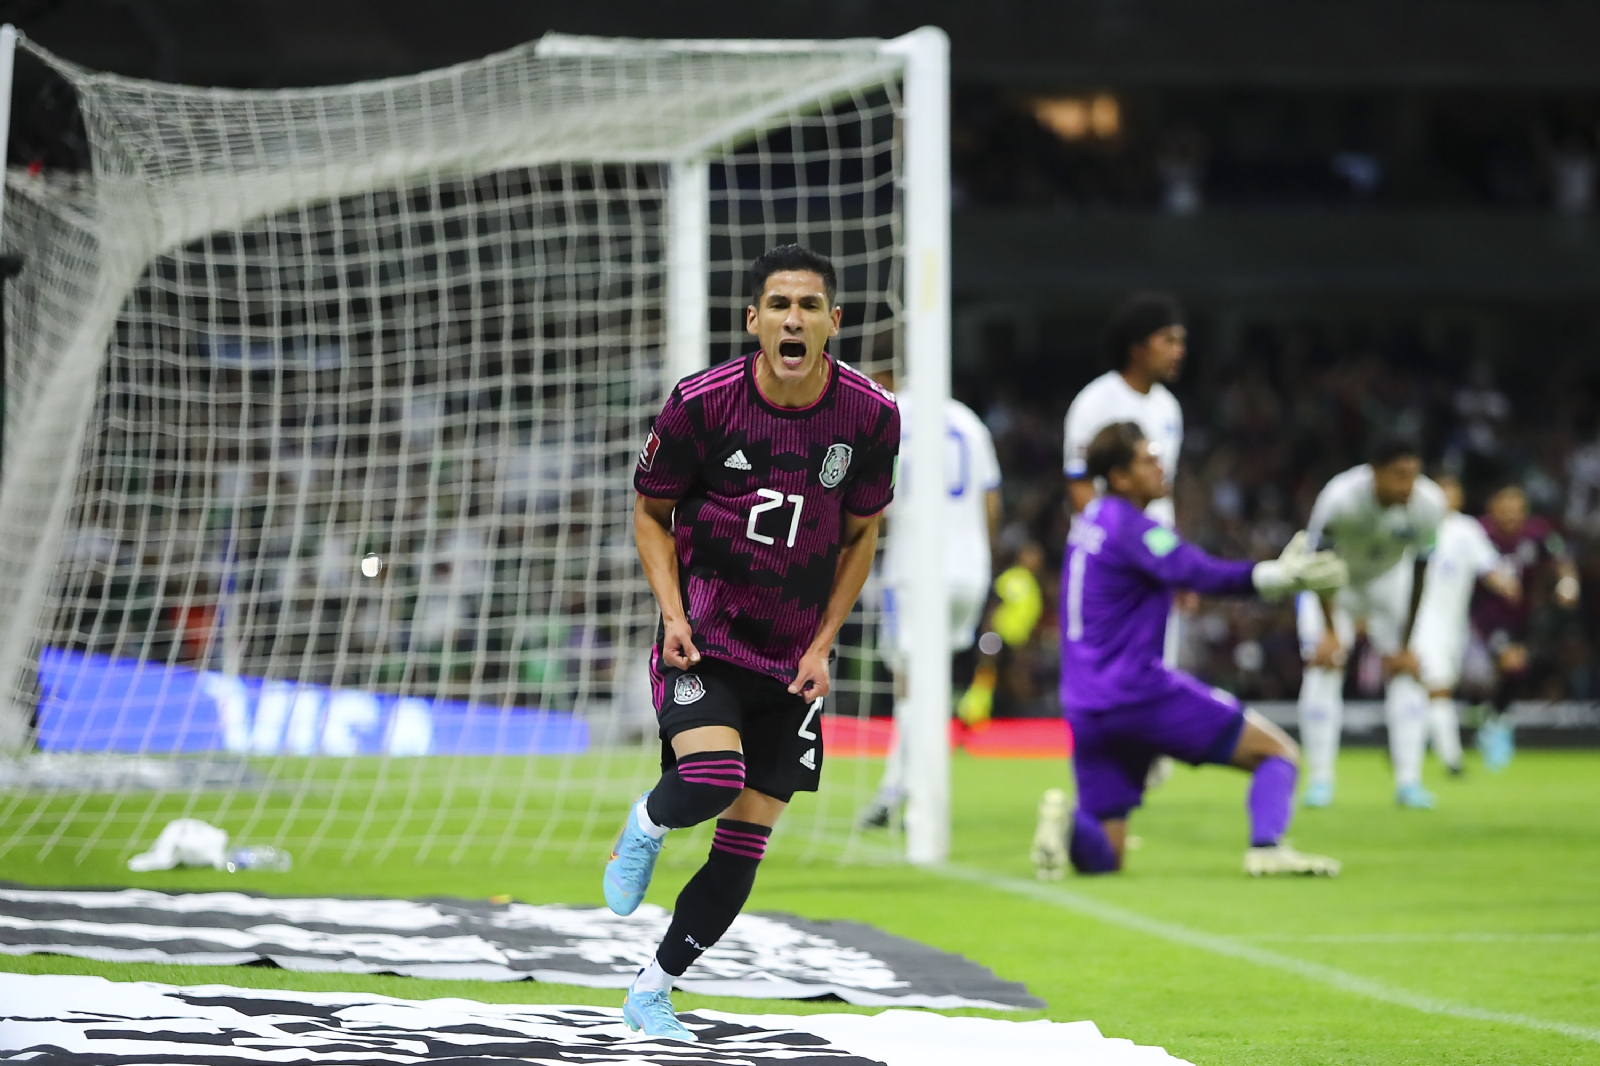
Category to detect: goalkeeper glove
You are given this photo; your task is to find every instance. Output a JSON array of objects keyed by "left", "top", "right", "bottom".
[{"left": 1252, "top": 531, "right": 1348, "bottom": 600}]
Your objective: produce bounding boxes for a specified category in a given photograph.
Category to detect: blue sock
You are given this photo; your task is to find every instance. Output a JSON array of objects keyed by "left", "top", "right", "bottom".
[{"left": 1069, "top": 808, "right": 1119, "bottom": 874}]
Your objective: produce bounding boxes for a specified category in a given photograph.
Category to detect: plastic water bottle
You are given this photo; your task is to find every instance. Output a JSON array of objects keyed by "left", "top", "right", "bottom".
[{"left": 225, "top": 845, "right": 292, "bottom": 873}]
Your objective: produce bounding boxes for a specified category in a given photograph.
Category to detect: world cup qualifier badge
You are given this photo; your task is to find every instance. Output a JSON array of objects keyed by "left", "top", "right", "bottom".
[
  {"left": 674, "top": 673, "right": 707, "bottom": 705},
  {"left": 819, "top": 443, "right": 853, "bottom": 488},
  {"left": 638, "top": 429, "right": 660, "bottom": 471}
]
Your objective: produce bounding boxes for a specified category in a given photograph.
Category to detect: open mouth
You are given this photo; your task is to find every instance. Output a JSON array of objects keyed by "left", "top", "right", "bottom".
[{"left": 777, "top": 340, "right": 807, "bottom": 366}]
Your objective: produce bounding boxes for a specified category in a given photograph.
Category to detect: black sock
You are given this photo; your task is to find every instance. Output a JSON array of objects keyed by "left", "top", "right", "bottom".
[
  {"left": 645, "top": 750, "right": 744, "bottom": 829},
  {"left": 655, "top": 819, "right": 770, "bottom": 976}
]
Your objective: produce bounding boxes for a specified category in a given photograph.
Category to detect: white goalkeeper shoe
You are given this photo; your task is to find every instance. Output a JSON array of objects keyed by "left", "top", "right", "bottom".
[
  {"left": 1031, "top": 788, "right": 1070, "bottom": 880},
  {"left": 1244, "top": 842, "right": 1341, "bottom": 878}
]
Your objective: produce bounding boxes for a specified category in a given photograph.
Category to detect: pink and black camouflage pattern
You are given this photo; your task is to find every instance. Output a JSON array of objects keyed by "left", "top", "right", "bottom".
[
  {"left": 1473, "top": 514, "right": 1569, "bottom": 639},
  {"left": 636, "top": 352, "right": 899, "bottom": 685}
]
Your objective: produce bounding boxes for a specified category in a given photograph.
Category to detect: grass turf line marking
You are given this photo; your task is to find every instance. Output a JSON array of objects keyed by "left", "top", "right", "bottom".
[
  {"left": 941, "top": 864, "right": 1600, "bottom": 1046},
  {"left": 1242, "top": 932, "right": 1600, "bottom": 944}
]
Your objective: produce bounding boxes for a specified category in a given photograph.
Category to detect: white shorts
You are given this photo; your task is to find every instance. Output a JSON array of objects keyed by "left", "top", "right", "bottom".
[
  {"left": 1296, "top": 561, "right": 1414, "bottom": 659},
  {"left": 882, "top": 581, "right": 988, "bottom": 669},
  {"left": 1409, "top": 607, "right": 1469, "bottom": 692}
]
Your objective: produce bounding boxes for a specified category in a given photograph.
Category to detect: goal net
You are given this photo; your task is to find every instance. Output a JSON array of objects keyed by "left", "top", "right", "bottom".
[{"left": 0, "top": 31, "right": 950, "bottom": 870}]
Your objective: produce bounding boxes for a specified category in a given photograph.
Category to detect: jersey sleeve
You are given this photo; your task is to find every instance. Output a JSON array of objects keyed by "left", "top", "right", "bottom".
[
  {"left": 1416, "top": 479, "right": 1447, "bottom": 555},
  {"left": 1306, "top": 479, "right": 1341, "bottom": 551},
  {"left": 843, "top": 402, "right": 901, "bottom": 517},
  {"left": 1118, "top": 517, "right": 1257, "bottom": 596},
  {"left": 971, "top": 411, "right": 1001, "bottom": 493},
  {"left": 633, "top": 386, "right": 701, "bottom": 499},
  {"left": 1467, "top": 524, "right": 1502, "bottom": 577},
  {"left": 1062, "top": 393, "right": 1095, "bottom": 479}
]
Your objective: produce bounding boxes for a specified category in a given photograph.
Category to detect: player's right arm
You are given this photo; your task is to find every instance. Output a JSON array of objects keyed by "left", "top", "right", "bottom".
[
  {"left": 1062, "top": 393, "right": 1098, "bottom": 514},
  {"left": 634, "top": 386, "right": 706, "bottom": 669},
  {"left": 634, "top": 494, "right": 699, "bottom": 669},
  {"left": 1304, "top": 476, "right": 1345, "bottom": 667}
]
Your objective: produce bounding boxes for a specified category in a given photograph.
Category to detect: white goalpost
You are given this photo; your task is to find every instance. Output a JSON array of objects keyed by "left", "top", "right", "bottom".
[{"left": 0, "top": 28, "right": 951, "bottom": 867}]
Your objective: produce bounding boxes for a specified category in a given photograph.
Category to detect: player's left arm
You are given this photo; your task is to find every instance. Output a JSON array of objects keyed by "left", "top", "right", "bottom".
[
  {"left": 1547, "top": 528, "right": 1581, "bottom": 608},
  {"left": 1128, "top": 525, "right": 1257, "bottom": 596},
  {"left": 790, "top": 511, "right": 882, "bottom": 698},
  {"left": 1392, "top": 501, "right": 1444, "bottom": 676}
]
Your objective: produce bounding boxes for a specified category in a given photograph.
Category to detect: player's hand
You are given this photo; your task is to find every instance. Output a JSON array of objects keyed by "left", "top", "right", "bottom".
[
  {"left": 1310, "top": 631, "right": 1345, "bottom": 669},
  {"left": 1555, "top": 572, "right": 1580, "bottom": 609},
  {"left": 1485, "top": 570, "right": 1522, "bottom": 604},
  {"left": 1382, "top": 649, "right": 1420, "bottom": 680},
  {"left": 788, "top": 648, "right": 831, "bottom": 699},
  {"left": 660, "top": 617, "right": 701, "bottom": 670},
  {"left": 1499, "top": 643, "right": 1529, "bottom": 673},
  {"left": 1252, "top": 531, "right": 1348, "bottom": 599},
  {"left": 1174, "top": 590, "right": 1201, "bottom": 614}
]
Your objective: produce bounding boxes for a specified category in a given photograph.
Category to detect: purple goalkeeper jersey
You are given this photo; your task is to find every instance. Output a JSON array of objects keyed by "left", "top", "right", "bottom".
[
  {"left": 1059, "top": 495, "right": 1256, "bottom": 712},
  {"left": 635, "top": 352, "right": 900, "bottom": 682}
]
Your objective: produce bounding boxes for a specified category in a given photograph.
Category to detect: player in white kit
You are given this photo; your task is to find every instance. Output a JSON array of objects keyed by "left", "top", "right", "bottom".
[
  {"left": 1296, "top": 436, "right": 1447, "bottom": 809},
  {"left": 1064, "top": 293, "right": 1185, "bottom": 530},
  {"left": 863, "top": 385, "right": 1001, "bottom": 827},
  {"left": 1408, "top": 474, "right": 1520, "bottom": 774}
]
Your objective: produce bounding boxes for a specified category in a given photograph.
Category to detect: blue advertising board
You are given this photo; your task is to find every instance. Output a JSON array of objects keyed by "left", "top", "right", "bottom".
[{"left": 34, "top": 648, "right": 587, "bottom": 756}]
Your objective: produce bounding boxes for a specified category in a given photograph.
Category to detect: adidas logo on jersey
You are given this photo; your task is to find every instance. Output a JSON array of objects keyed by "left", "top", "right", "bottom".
[
  {"left": 725, "top": 449, "right": 752, "bottom": 470},
  {"left": 799, "top": 747, "right": 816, "bottom": 770}
]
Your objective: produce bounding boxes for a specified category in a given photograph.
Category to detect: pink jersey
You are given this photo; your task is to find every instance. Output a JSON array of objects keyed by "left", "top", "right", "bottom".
[
  {"left": 1472, "top": 514, "right": 1569, "bottom": 639},
  {"left": 635, "top": 352, "right": 899, "bottom": 682}
]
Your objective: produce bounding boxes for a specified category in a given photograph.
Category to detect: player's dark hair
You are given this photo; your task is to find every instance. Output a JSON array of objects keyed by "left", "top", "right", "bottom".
[
  {"left": 1085, "top": 421, "right": 1146, "bottom": 481},
  {"left": 1104, "top": 291, "right": 1183, "bottom": 368},
  {"left": 1368, "top": 432, "right": 1422, "bottom": 468},
  {"left": 749, "top": 244, "right": 837, "bottom": 306}
]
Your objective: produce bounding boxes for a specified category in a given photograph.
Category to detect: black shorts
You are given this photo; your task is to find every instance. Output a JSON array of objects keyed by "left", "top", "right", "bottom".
[{"left": 652, "top": 655, "right": 823, "bottom": 803}]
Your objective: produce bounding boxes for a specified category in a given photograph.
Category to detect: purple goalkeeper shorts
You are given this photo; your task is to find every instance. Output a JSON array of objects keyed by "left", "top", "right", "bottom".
[{"left": 1066, "top": 673, "right": 1247, "bottom": 821}]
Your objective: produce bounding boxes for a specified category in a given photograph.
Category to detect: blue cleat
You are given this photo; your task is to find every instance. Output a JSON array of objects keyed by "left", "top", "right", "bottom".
[
  {"left": 603, "top": 793, "right": 662, "bottom": 916},
  {"left": 1395, "top": 783, "right": 1436, "bottom": 809},
  {"left": 1477, "top": 718, "right": 1515, "bottom": 772},
  {"left": 1302, "top": 781, "right": 1335, "bottom": 808},
  {"left": 622, "top": 987, "right": 697, "bottom": 1042}
]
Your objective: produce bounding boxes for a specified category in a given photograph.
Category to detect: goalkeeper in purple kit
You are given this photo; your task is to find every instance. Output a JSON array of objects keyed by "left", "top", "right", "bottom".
[{"left": 1037, "top": 422, "right": 1347, "bottom": 878}]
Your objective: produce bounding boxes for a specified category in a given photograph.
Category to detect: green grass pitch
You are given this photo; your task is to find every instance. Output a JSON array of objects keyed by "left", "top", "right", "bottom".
[{"left": 4, "top": 747, "right": 1598, "bottom": 1065}]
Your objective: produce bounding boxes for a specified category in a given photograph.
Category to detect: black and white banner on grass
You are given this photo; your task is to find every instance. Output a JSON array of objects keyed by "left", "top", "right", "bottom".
[
  {"left": 0, "top": 973, "right": 1195, "bottom": 1065},
  {"left": 0, "top": 886, "right": 1041, "bottom": 1010}
]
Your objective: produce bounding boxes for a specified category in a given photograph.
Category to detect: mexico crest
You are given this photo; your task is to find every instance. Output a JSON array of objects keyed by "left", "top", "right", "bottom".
[
  {"left": 673, "top": 673, "right": 707, "bottom": 705},
  {"left": 819, "top": 443, "right": 853, "bottom": 488}
]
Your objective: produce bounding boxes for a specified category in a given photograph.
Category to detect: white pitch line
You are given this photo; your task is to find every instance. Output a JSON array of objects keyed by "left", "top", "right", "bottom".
[
  {"left": 941, "top": 865, "right": 1600, "bottom": 1046},
  {"left": 1243, "top": 932, "right": 1600, "bottom": 944}
]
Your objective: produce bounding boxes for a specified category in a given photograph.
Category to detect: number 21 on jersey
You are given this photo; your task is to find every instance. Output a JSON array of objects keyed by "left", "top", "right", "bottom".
[{"left": 747, "top": 489, "right": 805, "bottom": 548}]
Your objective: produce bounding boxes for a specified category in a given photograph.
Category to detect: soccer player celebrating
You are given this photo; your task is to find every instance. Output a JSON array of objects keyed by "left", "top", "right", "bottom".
[
  {"left": 1049, "top": 422, "right": 1346, "bottom": 878},
  {"left": 604, "top": 245, "right": 899, "bottom": 1041},
  {"left": 1408, "top": 474, "right": 1520, "bottom": 774},
  {"left": 1296, "top": 436, "right": 1447, "bottom": 809},
  {"left": 1472, "top": 479, "right": 1580, "bottom": 769}
]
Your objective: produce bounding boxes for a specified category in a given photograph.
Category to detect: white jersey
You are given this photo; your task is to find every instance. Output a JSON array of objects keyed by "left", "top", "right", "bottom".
[
  {"left": 1415, "top": 512, "right": 1501, "bottom": 630},
  {"left": 883, "top": 395, "right": 1000, "bottom": 597},
  {"left": 1307, "top": 465, "right": 1447, "bottom": 587},
  {"left": 1063, "top": 370, "right": 1183, "bottom": 527}
]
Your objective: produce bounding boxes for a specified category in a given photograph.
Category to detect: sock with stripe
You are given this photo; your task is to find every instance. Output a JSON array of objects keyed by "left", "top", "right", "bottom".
[
  {"left": 654, "top": 819, "right": 771, "bottom": 976},
  {"left": 645, "top": 750, "right": 744, "bottom": 830}
]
